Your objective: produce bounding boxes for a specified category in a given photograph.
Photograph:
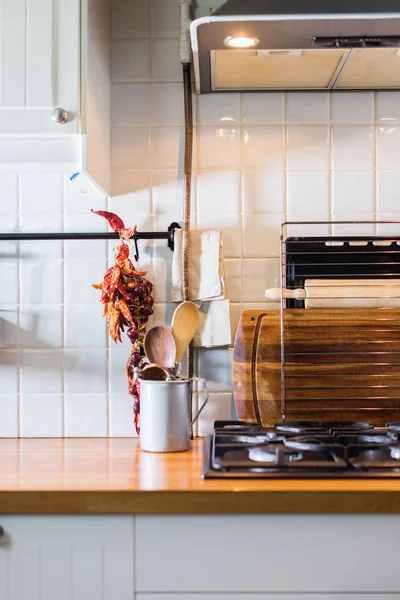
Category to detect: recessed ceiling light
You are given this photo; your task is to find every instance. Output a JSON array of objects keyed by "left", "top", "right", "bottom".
[{"left": 224, "top": 36, "right": 260, "bottom": 49}]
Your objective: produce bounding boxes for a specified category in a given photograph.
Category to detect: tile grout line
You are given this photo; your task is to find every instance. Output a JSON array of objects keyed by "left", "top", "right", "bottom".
[
  {"left": 61, "top": 174, "right": 66, "bottom": 437},
  {"left": 16, "top": 173, "right": 21, "bottom": 437}
]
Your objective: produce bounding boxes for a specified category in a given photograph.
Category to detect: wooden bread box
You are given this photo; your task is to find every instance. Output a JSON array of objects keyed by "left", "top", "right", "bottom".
[{"left": 232, "top": 309, "right": 400, "bottom": 427}]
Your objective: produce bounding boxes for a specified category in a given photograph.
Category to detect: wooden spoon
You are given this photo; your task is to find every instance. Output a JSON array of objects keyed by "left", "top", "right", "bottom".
[
  {"left": 140, "top": 363, "right": 170, "bottom": 381},
  {"left": 144, "top": 326, "right": 176, "bottom": 369},
  {"left": 171, "top": 301, "right": 200, "bottom": 363}
]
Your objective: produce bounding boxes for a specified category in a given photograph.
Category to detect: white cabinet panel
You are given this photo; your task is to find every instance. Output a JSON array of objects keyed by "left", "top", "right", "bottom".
[
  {"left": 26, "top": 0, "right": 53, "bottom": 107},
  {"left": 0, "top": 0, "right": 26, "bottom": 107},
  {"left": 0, "top": 516, "right": 134, "bottom": 600},
  {"left": 137, "top": 596, "right": 400, "bottom": 600},
  {"left": 136, "top": 515, "right": 400, "bottom": 593},
  {"left": 0, "top": 0, "right": 79, "bottom": 133}
]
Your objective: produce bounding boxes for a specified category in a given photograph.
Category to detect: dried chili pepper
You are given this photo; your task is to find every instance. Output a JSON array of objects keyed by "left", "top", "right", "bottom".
[
  {"left": 90, "top": 209, "right": 137, "bottom": 240},
  {"left": 92, "top": 209, "right": 154, "bottom": 436}
]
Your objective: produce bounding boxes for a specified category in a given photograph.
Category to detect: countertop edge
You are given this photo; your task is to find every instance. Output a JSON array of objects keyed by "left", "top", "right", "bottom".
[{"left": 2, "top": 490, "right": 400, "bottom": 514}]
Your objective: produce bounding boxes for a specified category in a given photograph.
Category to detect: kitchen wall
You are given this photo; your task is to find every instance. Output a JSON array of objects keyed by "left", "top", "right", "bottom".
[{"left": 1, "top": 0, "right": 400, "bottom": 437}]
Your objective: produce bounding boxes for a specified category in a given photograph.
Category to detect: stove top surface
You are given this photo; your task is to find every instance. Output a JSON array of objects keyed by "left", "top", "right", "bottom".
[{"left": 202, "top": 420, "right": 400, "bottom": 478}]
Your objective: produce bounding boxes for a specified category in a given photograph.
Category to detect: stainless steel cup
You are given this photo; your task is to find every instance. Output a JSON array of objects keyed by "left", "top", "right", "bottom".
[{"left": 139, "top": 377, "right": 209, "bottom": 452}]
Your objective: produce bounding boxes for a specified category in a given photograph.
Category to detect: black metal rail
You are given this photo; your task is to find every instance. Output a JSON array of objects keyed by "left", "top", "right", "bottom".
[{"left": 0, "top": 222, "right": 181, "bottom": 261}]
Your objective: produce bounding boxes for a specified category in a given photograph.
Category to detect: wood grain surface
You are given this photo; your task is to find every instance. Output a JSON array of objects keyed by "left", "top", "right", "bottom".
[
  {"left": 232, "top": 309, "right": 400, "bottom": 426},
  {"left": 1, "top": 438, "right": 400, "bottom": 513}
]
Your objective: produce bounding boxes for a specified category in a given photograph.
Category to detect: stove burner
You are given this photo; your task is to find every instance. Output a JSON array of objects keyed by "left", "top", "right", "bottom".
[
  {"left": 275, "top": 421, "right": 322, "bottom": 434},
  {"left": 356, "top": 434, "right": 395, "bottom": 445},
  {"left": 217, "top": 434, "right": 267, "bottom": 445},
  {"left": 390, "top": 445, "right": 400, "bottom": 460},
  {"left": 283, "top": 435, "right": 336, "bottom": 451},
  {"left": 249, "top": 445, "right": 303, "bottom": 464},
  {"left": 323, "top": 421, "right": 372, "bottom": 432}
]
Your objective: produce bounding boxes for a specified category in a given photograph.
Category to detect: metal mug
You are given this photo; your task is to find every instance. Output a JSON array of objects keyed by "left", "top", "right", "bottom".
[{"left": 139, "top": 377, "right": 209, "bottom": 452}]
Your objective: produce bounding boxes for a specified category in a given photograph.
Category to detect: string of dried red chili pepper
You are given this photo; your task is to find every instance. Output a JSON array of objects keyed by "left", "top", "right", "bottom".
[{"left": 91, "top": 210, "right": 154, "bottom": 435}]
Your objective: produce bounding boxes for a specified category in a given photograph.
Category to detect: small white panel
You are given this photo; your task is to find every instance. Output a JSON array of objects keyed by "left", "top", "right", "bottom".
[
  {"left": 26, "top": 0, "right": 52, "bottom": 107},
  {"left": 1, "top": 0, "right": 26, "bottom": 107}
]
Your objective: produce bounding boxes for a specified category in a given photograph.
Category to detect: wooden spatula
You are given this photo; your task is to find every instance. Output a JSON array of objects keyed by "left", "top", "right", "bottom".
[
  {"left": 143, "top": 326, "right": 176, "bottom": 369},
  {"left": 171, "top": 301, "right": 200, "bottom": 363}
]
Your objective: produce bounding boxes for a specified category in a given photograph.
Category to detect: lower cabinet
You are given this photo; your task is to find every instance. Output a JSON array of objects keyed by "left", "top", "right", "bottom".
[
  {"left": 1, "top": 514, "right": 400, "bottom": 598},
  {"left": 0, "top": 516, "right": 134, "bottom": 600},
  {"left": 136, "top": 515, "right": 400, "bottom": 594},
  {"left": 136, "top": 597, "right": 400, "bottom": 600}
]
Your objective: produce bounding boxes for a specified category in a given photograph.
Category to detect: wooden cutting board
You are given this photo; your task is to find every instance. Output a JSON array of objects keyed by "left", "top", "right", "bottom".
[
  {"left": 232, "top": 309, "right": 400, "bottom": 426},
  {"left": 265, "top": 279, "right": 400, "bottom": 308}
]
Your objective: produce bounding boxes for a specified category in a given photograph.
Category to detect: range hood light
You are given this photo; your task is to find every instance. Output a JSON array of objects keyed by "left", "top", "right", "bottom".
[{"left": 224, "top": 35, "right": 260, "bottom": 48}]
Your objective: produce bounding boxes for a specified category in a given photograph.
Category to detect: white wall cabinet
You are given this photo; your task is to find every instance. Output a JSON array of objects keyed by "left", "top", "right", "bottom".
[
  {"left": 0, "top": 0, "right": 111, "bottom": 190},
  {"left": 0, "top": 0, "right": 80, "bottom": 135},
  {"left": 0, "top": 516, "right": 134, "bottom": 600}
]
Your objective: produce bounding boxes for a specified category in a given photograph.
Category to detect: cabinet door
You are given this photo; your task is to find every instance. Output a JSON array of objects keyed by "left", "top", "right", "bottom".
[
  {"left": 136, "top": 597, "right": 400, "bottom": 600},
  {"left": 0, "top": 0, "right": 79, "bottom": 134},
  {"left": 136, "top": 515, "right": 400, "bottom": 593},
  {"left": 0, "top": 516, "right": 134, "bottom": 600}
]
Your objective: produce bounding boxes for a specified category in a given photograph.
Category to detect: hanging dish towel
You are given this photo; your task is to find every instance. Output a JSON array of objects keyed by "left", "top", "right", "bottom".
[
  {"left": 171, "top": 228, "right": 225, "bottom": 302},
  {"left": 171, "top": 228, "right": 231, "bottom": 347}
]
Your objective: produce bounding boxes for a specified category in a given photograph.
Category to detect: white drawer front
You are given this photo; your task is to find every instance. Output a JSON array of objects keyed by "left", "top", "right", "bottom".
[
  {"left": 0, "top": 515, "right": 134, "bottom": 600},
  {"left": 136, "top": 515, "right": 400, "bottom": 593},
  {"left": 136, "top": 596, "right": 400, "bottom": 600}
]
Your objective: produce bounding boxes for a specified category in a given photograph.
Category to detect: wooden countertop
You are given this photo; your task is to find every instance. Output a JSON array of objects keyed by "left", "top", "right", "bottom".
[{"left": 1, "top": 438, "right": 400, "bottom": 514}]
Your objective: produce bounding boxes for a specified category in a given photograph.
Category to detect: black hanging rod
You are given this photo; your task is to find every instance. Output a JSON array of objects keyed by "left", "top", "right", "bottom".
[{"left": 0, "top": 222, "right": 181, "bottom": 261}]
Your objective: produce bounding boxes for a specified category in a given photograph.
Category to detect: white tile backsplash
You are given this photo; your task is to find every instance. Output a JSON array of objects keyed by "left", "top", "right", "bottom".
[
  {"left": 197, "top": 93, "right": 240, "bottom": 125},
  {"left": 20, "top": 394, "right": 63, "bottom": 437},
  {"left": 19, "top": 173, "right": 63, "bottom": 213},
  {"left": 331, "top": 92, "right": 374, "bottom": 124},
  {"left": 331, "top": 170, "right": 374, "bottom": 213},
  {"left": 20, "top": 305, "right": 63, "bottom": 348},
  {"left": 151, "top": 126, "right": 184, "bottom": 169},
  {"left": 242, "top": 170, "right": 285, "bottom": 214},
  {"left": 3, "top": 0, "right": 400, "bottom": 437},
  {"left": 376, "top": 92, "right": 400, "bottom": 123},
  {"left": 20, "top": 260, "right": 63, "bottom": 304},
  {"left": 286, "top": 93, "right": 329, "bottom": 124},
  {"left": 287, "top": 171, "right": 329, "bottom": 213},
  {"left": 376, "top": 126, "right": 400, "bottom": 169},
  {"left": 0, "top": 394, "right": 19, "bottom": 437},
  {"left": 111, "top": 83, "right": 151, "bottom": 126},
  {"left": 241, "top": 93, "right": 284, "bottom": 125},
  {"left": 0, "top": 262, "right": 18, "bottom": 304},
  {"left": 332, "top": 126, "right": 374, "bottom": 169},
  {"left": 65, "top": 394, "right": 108, "bottom": 437},
  {"left": 151, "top": 38, "right": 182, "bottom": 81},
  {"left": 0, "top": 307, "right": 19, "bottom": 349},
  {"left": 377, "top": 171, "right": 400, "bottom": 213},
  {"left": 111, "top": 39, "right": 151, "bottom": 81},
  {"left": 197, "top": 170, "right": 240, "bottom": 215},
  {"left": 20, "top": 350, "right": 63, "bottom": 393},
  {"left": 242, "top": 126, "right": 285, "bottom": 169},
  {"left": 151, "top": 83, "right": 184, "bottom": 126},
  {"left": 197, "top": 126, "right": 240, "bottom": 169},
  {"left": 286, "top": 126, "right": 330, "bottom": 169}
]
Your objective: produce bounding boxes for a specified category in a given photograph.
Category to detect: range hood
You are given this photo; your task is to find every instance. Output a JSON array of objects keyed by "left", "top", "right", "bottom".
[{"left": 190, "top": 0, "right": 400, "bottom": 93}]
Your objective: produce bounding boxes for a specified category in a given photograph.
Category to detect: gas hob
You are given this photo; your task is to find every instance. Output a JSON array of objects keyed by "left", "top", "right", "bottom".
[{"left": 202, "top": 420, "right": 400, "bottom": 478}]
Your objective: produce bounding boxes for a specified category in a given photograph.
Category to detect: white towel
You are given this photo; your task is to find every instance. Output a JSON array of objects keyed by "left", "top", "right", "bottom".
[
  {"left": 171, "top": 229, "right": 225, "bottom": 302},
  {"left": 171, "top": 228, "right": 231, "bottom": 347},
  {"left": 193, "top": 299, "right": 231, "bottom": 348}
]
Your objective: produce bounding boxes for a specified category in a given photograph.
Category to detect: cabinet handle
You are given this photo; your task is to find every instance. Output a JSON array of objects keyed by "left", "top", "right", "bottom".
[
  {"left": 0, "top": 526, "right": 4, "bottom": 539},
  {"left": 51, "top": 107, "right": 69, "bottom": 124}
]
